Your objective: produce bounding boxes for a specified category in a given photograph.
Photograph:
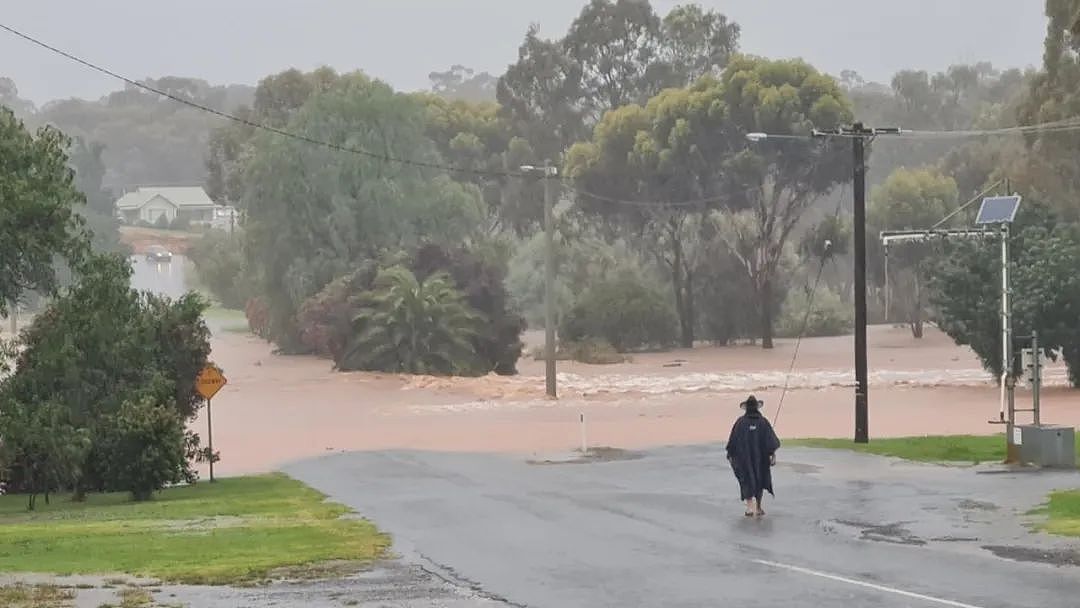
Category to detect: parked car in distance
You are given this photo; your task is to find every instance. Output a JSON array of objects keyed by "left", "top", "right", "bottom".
[{"left": 145, "top": 246, "right": 173, "bottom": 263}]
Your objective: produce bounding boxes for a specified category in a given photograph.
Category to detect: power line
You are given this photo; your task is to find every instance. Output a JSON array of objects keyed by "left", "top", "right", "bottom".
[
  {"left": 753, "top": 117, "right": 1080, "bottom": 142},
  {"left": 13, "top": 21, "right": 1064, "bottom": 213},
  {"left": 0, "top": 22, "right": 522, "bottom": 180},
  {"left": 0, "top": 21, "right": 783, "bottom": 210},
  {"left": 567, "top": 183, "right": 766, "bottom": 208},
  {"left": 771, "top": 181, "right": 848, "bottom": 429}
]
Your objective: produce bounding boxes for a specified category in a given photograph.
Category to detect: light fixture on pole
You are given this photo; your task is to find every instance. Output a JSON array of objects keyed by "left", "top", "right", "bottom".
[
  {"left": 748, "top": 124, "right": 902, "bottom": 444},
  {"left": 519, "top": 162, "right": 559, "bottom": 398}
]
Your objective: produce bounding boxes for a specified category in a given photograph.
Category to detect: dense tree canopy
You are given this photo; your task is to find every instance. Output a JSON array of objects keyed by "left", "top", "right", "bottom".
[
  {"left": 497, "top": 0, "right": 739, "bottom": 161},
  {"left": 240, "top": 73, "right": 486, "bottom": 350},
  {"left": 1, "top": 254, "right": 211, "bottom": 503},
  {"left": 0, "top": 108, "right": 89, "bottom": 312},
  {"left": 930, "top": 201, "right": 1080, "bottom": 386},
  {"left": 26, "top": 77, "right": 253, "bottom": 192},
  {"left": 567, "top": 55, "right": 852, "bottom": 348}
]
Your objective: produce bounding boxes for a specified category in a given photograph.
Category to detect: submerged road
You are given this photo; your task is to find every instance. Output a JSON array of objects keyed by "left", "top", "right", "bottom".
[{"left": 285, "top": 446, "right": 1080, "bottom": 608}]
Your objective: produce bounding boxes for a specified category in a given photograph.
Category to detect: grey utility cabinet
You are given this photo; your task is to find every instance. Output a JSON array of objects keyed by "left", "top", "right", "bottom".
[{"left": 1018, "top": 425, "right": 1076, "bottom": 468}]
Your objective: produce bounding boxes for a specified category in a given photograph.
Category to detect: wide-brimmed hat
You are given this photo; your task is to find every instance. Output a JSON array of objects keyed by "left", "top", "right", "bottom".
[{"left": 740, "top": 395, "right": 760, "bottom": 410}]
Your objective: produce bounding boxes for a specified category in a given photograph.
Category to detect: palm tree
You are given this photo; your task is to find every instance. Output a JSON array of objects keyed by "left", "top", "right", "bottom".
[{"left": 339, "top": 266, "right": 484, "bottom": 374}]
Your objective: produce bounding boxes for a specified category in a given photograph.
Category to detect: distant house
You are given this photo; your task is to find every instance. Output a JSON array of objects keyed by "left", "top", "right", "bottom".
[{"left": 114, "top": 186, "right": 218, "bottom": 226}]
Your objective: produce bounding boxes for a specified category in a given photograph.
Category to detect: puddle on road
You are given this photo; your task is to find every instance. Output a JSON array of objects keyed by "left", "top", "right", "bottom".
[
  {"left": 526, "top": 446, "right": 645, "bottom": 466},
  {"left": 832, "top": 519, "right": 928, "bottom": 546},
  {"left": 775, "top": 461, "right": 822, "bottom": 474},
  {"left": 958, "top": 499, "right": 1000, "bottom": 511}
]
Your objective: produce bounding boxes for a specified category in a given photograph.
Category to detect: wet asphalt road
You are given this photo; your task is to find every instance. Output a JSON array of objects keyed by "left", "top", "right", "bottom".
[{"left": 285, "top": 445, "right": 1080, "bottom": 608}]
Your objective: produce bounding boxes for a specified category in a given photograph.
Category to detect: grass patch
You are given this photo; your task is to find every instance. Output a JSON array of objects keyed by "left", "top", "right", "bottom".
[
  {"left": 202, "top": 306, "right": 249, "bottom": 334},
  {"left": 100, "top": 587, "right": 154, "bottom": 608},
  {"left": 0, "top": 474, "right": 389, "bottom": 585},
  {"left": 791, "top": 434, "right": 1080, "bottom": 465},
  {"left": 1035, "top": 490, "right": 1080, "bottom": 537},
  {"left": 0, "top": 584, "right": 74, "bottom": 608},
  {"left": 788, "top": 435, "right": 1011, "bottom": 464}
]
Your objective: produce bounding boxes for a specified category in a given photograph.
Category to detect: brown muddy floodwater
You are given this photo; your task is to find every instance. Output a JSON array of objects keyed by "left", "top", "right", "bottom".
[{"left": 192, "top": 325, "right": 1080, "bottom": 476}]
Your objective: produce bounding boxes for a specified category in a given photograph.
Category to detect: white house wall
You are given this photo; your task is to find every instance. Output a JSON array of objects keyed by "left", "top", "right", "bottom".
[{"left": 141, "top": 196, "right": 178, "bottom": 223}]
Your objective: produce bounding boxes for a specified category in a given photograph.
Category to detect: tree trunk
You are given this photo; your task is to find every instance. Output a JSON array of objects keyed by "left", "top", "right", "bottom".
[
  {"left": 683, "top": 264, "right": 695, "bottom": 348},
  {"left": 670, "top": 229, "right": 693, "bottom": 348},
  {"left": 910, "top": 274, "right": 924, "bottom": 339},
  {"left": 760, "top": 277, "right": 775, "bottom": 349}
]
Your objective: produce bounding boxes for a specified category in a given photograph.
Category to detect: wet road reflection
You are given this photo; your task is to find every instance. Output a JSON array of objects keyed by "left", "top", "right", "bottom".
[{"left": 130, "top": 254, "right": 188, "bottom": 299}]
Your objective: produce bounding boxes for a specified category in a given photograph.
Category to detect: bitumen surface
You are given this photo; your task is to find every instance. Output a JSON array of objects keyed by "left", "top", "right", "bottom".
[{"left": 283, "top": 445, "right": 1080, "bottom": 608}]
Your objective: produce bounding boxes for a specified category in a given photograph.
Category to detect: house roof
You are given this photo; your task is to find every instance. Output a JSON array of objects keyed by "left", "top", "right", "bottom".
[{"left": 115, "top": 186, "right": 215, "bottom": 210}]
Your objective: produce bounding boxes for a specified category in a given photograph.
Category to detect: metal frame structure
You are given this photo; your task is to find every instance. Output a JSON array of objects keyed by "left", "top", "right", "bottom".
[
  {"left": 879, "top": 194, "right": 1026, "bottom": 462},
  {"left": 880, "top": 229, "right": 991, "bottom": 323}
]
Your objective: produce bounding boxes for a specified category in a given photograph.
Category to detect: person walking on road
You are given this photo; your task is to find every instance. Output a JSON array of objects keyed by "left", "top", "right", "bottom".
[{"left": 726, "top": 395, "right": 781, "bottom": 517}]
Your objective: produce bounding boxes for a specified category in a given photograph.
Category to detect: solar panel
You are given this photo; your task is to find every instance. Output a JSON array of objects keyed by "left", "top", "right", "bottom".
[{"left": 975, "top": 196, "right": 1021, "bottom": 225}]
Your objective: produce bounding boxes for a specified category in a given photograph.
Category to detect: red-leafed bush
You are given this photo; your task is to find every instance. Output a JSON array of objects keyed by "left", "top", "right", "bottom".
[{"left": 244, "top": 297, "right": 270, "bottom": 339}]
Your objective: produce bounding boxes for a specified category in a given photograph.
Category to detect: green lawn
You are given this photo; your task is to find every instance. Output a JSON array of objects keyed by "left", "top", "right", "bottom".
[
  {"left": 790, "top": 434, "right": 1080, "bottom": 465},
  {"left": 788, "top": 435, "right": 1013, "bottom": 464},
  {"left": 1038, "top": 490, "right": 1080, "bottom": 537},
  {"left": 0, "top": 474, "right": 389, "bottom": 584}
]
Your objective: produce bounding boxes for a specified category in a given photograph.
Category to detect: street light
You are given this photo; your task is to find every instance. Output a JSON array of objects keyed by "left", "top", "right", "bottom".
[
  {"left": 519, "top": 162, "right": 559, "bottom": 398},
  {"left": 747, "top": 124, "right": 902, "bottom": 443}
]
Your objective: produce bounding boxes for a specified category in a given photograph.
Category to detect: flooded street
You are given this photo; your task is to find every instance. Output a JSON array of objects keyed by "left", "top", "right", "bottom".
[
  {"left": 119, "top": 239, "right": 1080, "bottom": 476},
  {"left": 191, "top": 322, "right": 1080, "bottom": 476},
  {"left": 130, "top": 253, "right": 189, "bottom": 300}
]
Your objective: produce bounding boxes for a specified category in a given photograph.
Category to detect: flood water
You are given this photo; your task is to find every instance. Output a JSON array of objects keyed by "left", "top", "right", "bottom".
[{"left": 130, "top": 254, "right": 189, "bottom": 299}]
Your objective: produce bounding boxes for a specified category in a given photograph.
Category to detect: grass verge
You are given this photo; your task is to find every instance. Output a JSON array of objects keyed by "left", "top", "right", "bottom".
[
  {"left": 1033, "top": 490, "right": 1080, "bottom": 537},
  {"left": 0, "top": 584, "right": 74, "bottom": 608},
  {"left": 790, "top": 434, "right": 1080, "bottom": 465},
  {"left": 788, "top": 435, "right": 1013, "bottom": 464},
  {"left": 0, "top": 474, "right": 389, "bottom": 585}
]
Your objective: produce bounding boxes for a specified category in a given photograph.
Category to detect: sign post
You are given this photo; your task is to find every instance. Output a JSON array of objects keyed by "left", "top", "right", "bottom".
[{"left": 195, "top": 363, "right": 227, "bottom": 482}]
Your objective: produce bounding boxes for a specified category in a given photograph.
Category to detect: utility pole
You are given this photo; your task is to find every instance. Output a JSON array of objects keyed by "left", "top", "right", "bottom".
[
  {"left": 520, "top": 162, "right": 559, "bottom": 398},
  {"left": 852, "top": 132, "right": 869, "bottom": 444},
  {"left": 813, "top": 123, "right": 903, "bottom": 444},
  {"left": 542, "top": 161, "right": 557, "bottom": 399}
]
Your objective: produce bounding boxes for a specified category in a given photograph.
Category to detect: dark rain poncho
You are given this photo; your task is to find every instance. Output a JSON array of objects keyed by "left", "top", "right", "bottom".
[{"left": 725, "top": 411, "right": 781, "bottom": 501}]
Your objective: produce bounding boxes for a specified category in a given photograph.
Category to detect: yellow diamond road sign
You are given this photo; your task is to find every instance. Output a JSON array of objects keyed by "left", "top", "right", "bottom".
[{"left": 196, "top": 364, "right": 227, "bottom": 401}]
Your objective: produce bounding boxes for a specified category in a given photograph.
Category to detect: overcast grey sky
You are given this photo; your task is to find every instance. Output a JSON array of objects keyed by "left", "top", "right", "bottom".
[{"left": 1, "top": 0, "right": 1047, "bottom": 105}]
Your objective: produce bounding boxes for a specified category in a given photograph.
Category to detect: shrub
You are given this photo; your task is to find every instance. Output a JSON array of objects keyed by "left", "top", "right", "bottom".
[
  {"left": 169, "top": 214, "right": 191, "bottom": 232},
  {"left": 0, "top": 399, "right": 91, "bottom": 510},
  {"left": 296, "top": 263, "right": 379, "bottom": 362},
  {"left": 244, "top": 296, "right": 271, "bottom": 339},
  {"left": 96, "top": 393, "right": 193, "bottom": 501},
  {"left": 0, "top": 254, "right": 211, "bottom": 498},
  {"left": 560, "top": 272, "right": 677, "bottom": 352},
  {"left": 776, "top": 286, "right": 853, "bottom": 338},
  {"left": 341, "top": 266, "right": 483, "bottom": 374},
  {"left": 153, "top": 214, "right": 169, "bottom": 230},
  {"left": 411, "top": 243, "right": 525, "bottom": 375}
]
